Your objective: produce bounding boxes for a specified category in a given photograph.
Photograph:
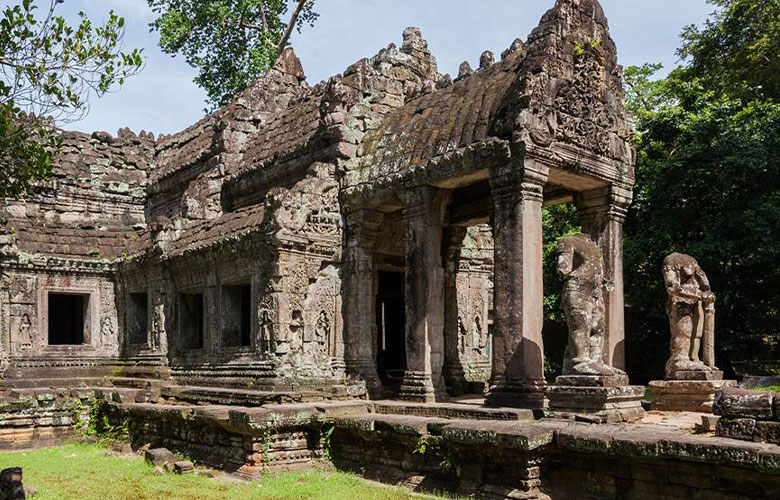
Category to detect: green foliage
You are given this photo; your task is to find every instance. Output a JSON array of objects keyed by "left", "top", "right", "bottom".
[
  {"left": 322, "top": 424, "right": 335, "bottom": 460},
  {"left": 412, "top": 436, "right": 458, "bottom": 478},
  {"left": 0, "top": 103, "right": 57, "bottom": 198},
  {"left": 147, "top": 0, "right": 318, "bottom": 110},
  {"left": 0, "top": 0, "right": 142, "bottom": 198},
  {"left": 678, "top": 0, "right": 780, "bottom": 101},
  {"left": 623, "top": 0, "right": 780, "bottom": 380},
  {"left": 73, "top": 398, "right": 128, "bottom": 441},
  {"left": 622, "top": 63, "right": 670, "bottom": 118},
  {"left": 413, "top": 436, "right": 430, "bottom": 456}
]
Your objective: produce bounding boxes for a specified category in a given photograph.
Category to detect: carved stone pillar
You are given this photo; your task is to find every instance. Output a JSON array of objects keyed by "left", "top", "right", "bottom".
[
  {"left": 343, "top": 208, "right": 384, "bottom": 390},
  {"left": 443, "top": 226, "right": 469, "bottom": 396},
  {"left": 576, "top": 186, "right": 632, "bottom": 371},
  {"left": 399, "top": 186, "right": 450, "bottom": 402},
  {"left": 487, "top": 160, "right": 549, "bottom": 408}
]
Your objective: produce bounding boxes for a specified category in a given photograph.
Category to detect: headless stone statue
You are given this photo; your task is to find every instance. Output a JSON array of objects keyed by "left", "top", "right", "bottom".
[
  {"left": 557, "top": 234, "right": 625, "bottom": 381},
  {"left": 662, "top": 253, "right": 720, "bottom": 380}
]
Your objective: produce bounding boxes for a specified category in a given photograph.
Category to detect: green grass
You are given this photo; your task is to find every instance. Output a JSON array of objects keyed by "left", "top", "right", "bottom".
[
  {"left": 0, "top": 443, "right": 454, "bottom": 500},
  {"left": 753, "top": 386, "right": 780, "bottom": 392}
]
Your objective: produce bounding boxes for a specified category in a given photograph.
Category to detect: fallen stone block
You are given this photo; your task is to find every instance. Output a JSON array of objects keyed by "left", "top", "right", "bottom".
[
  {"left": 714, "top": 388, "right": 774, "bottom": 420},
  {"left": 144, "top": 448, "right": 177, "bottom": 467},
  {"left": 716, "top": 417, "right": 756, "bottom": 441},
  {"left": 0, "top": 467, "right": 25, "bottom": 500},
  {"left": 173, "top": 461, "right": 194, "bottom": 475},
  {"left": 694, "top": 414, "right": 720, "bottom": 433},
  {"left": 754, "top": 421, "right": 780, "bottom": 445}
]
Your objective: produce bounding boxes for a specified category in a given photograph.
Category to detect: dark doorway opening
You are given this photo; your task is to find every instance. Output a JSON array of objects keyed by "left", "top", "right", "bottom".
[
  {"left": 180, "top": 292, "right": 204, "bottom": 350},
  {"left": 221, "top": 284, "right": 252, "bottom": 347},
  {"left": 48, "top": 293, "right": 88, "bottom": 345},
  {"left": 128, "top": 292, "right": 149, "bottom": 345},
  {"left": 376, "top": 270, "right": 406, "bottom": 386}
]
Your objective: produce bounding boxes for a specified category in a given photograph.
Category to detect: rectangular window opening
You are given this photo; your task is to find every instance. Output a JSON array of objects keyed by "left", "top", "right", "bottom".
[
  {"left": 221, "top": 284, "right": 252, "bottom": 348},
  {"left": 48, "top": 293, "right": 89, "bottom": 345},
  {"left": 128, "top": 292, "right": 149, "bottom": 345},
  {"left": 180, "top": 292, "right": 204, "bottom": 350}
]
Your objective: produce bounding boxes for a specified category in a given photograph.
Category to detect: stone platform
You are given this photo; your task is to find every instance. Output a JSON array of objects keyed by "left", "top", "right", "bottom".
[
  {"left": 106, "top": 397, "right": 780, "bottom": 500},
  {"left": 3, "top": 384, "right": 780, "bottom": 499},
  {"left": 650, "top": 379, "right": 737, "bottom": 413}
]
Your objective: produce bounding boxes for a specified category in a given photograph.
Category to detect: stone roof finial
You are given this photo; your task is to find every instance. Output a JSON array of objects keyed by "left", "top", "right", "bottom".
[
  {"left": 456, "top": 61, "right": 474, "bottom": 81},
  {"left": 401, "top": 27, "right": 428, "bottom": 54},
  {"left": 501, "top": 38, "right": 525, "bottom": 60},
  {"left": 479, "top": 50, "right": 495, "bottom": 70}
]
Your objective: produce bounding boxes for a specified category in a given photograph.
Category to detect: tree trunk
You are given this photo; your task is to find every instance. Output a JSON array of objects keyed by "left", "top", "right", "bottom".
[{"left": 276, "top": 0, "right": 313, "bottom": 57}]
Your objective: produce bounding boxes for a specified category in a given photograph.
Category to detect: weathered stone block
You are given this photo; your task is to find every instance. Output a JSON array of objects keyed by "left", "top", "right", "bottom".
[
  {"left": 694, "top": 415, "right": 720, "bottom": 433},
  {"left": 555, "top": 374, "right": 628, "bottom": 388},
  {"left": 546, "top": 385, "right": 646, "bottom": 423},
  {"left": 650, "top": 379, "right": 737, "bottom": 413},
  {"left": 716, "top": 417, "right": 756, "bottom": 441},
  {"left": 754, "top": 421, "right": 780, "bottom": 445},
  {"left": 173, "top": 461, "right": 194, "bottom": 474},
  {"left": 714, "top": 388, "right": 774, "bottom": 420},
  {"left": 0, "top": 467, "right": 24, "bottom": 500},
  {"left": 144, "top": 448, "right": 178, "bottom": 467},
  {"left": 669, "top": 370, "right": 724, "bottom": 381}
]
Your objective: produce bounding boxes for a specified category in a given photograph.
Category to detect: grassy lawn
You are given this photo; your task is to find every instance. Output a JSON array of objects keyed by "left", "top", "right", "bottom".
[
  {"left": 0, "top": 443, "right": 452, "bottom": 500},
  {"left": 753, "top": 386, "right": 780, "bottom": 392}
]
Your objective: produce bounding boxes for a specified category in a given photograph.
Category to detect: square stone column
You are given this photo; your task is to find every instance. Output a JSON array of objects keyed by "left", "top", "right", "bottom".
[
  {"left": 343, "top": 209, "right": 384, "bottom": 391},
  {"left": 443, "top": 226, "right": 469, "bottom": 396},
  {"left": 399, "top": 186, "right": 450, "bottom": 402},
  {"left": 576, "top": 186, "right": 633, "bottom": 371},
  {"left": 486, "top": 160, "right": 549, "bottom": 409}
]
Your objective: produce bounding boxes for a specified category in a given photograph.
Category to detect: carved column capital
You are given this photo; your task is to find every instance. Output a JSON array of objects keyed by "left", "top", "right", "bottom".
[
  {"left": 344, "top": 209, "right": 384, "bottom": 249},
  {"left": 400, "top": 185, "right": 450, "bottom": 224},
  {"left": 576, "top": 185, "right": 633, "bottom": 226},
  {"left": 489, "top": 160, "right": 550, "bottom": 204}
]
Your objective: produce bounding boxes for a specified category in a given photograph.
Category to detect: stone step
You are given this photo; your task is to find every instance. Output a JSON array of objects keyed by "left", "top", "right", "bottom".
[
  {"left": 159, "top": 384, "right": 358, "bottom": 407},
  {"left": 110, "top": 377, "right": 164, "bottom": 390},
  {"left": 372, "top": 400, "right": 535, "bottom": 421},
  {"left": 334, "top": 413, "right": 451, "bottom": 436},
  {"left": 0, "top": 377, "right": 112, "bottom": 389}
]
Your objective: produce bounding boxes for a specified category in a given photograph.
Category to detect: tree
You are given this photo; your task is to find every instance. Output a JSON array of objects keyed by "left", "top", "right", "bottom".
[
  {"left": 0, "top": 0, "right": 143, "bottom": 198},
  {"left": 678, "top": 0, "right": 780, "bottom": 101},
  {"left": 622, "top": 0, "right": 780, "bottom": 380},
  {"left": 147, "top": 0, "right": 318, "bottom": 110}
]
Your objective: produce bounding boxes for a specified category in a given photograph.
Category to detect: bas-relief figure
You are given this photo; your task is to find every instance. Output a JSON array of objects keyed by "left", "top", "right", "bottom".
[
  {"left": 258, "top": 308, "right": 275, "bottom": 354},
  {"left": 19, "top": 314, "right": 32, "bottom": 350},
  {"left": 556, "top": 234, "right": 624, "bottom": 378},
  {"left": 662, "top": 252, "right": 720, "bottom": 380}
]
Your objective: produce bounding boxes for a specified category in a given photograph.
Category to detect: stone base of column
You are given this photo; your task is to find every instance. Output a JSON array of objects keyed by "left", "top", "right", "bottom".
[
  {"left": 345, "top": 358, "right": 381, "bottom": 393},
  {"left": 650, "top": 379, "right": 737, "bottom": 413},
  {"left": 399, "top": 371, "right": 444, "bottom": 403},
  {"left": 443, "top": 362, "right": 469, "bottom": 397},
  {"left": 546, "top": 385, "right": 646, "bottom": 423},
  {"left": 485, "top": 378, "right": 546, "bottom": 409}
]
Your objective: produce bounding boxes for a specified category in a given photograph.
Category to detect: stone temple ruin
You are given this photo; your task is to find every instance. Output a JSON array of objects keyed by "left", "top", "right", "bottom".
[{"left": 1, "top": 1, "right": 779, "bottom": 499}]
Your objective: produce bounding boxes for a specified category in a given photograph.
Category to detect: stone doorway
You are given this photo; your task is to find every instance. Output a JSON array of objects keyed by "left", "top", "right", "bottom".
[
  {"left": 376, "top": 270, "right": 406, "bottom": 389},
  {"left": 48, "top": 293, "right": 89, "bottom": 345}
]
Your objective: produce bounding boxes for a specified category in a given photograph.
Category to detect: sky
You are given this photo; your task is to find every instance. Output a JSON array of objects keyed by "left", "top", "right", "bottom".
[{"left": 12, "top": 0, "right": 715, "bottom": 136}]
